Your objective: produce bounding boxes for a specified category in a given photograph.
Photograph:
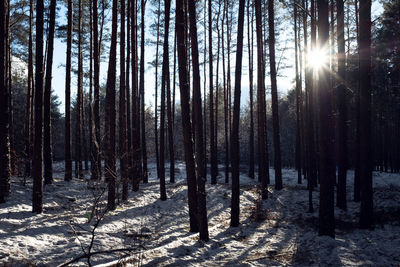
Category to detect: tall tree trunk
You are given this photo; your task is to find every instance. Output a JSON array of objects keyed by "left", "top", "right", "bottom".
[
  {"left": 255, "top": 0, "right": 268, "bottom": 199},
  {"left": 154, "top": 0, "right": 161, "bottom": 179},
  {"left": 336, "top": 0, "right": 347, "bottom": 211},
  {"left": 105, "top": 0, "right": 118, "bottom": 210},
  {"left": 188, "top": 0, "right": 209, "bottom": 241},
  {"left": 230, "top": 0, "right": 245, "bottom": 228},
  {"left": 92, "top": 0, "right": 101, "bottom": 180},
  {"left": 120, "top": 0, "right": 129, "bottom": 201},
  {"left": 75, "top": 0, "right": 83, "bottom": 179},
  {"left": 222, "top": 0, "right": 229, "bottom": 184},
  {"left": 32, "top": 0, "right": 44, "bottom": 213},
  {"left": 140, "top": 0, "right": 148, "bottom": 183},
  {"left": 353, "top": 0, "right": 361, "bottom": 202},
  {"left": 358, "top": 0, "right": 373, "bottom": 229},
  {"left": 89, "top": 0, "right": 94, "bottom": 179},
  {"left": 126, "top": 0, "right": 132, "bottom": 185},
  {"left": 247, "top": 0, "right": 255, "bottom": 179},
  {"left": 0, "top": 0, "right": 11, "bottom": 203},
  {"left": 159, "top": 0, "right": 171, "bottom": 201},
  {"left": 267, "top": 0, "right": 282, "bottom": 190},
  {"left": 65, "top": 0, "right": 73, "bottom": 181},
  {"left": 294, "top": 2, "right": 302, "bottom": 184},
  {"left": 131, "top": 0, "right": 141, "bottom": 191},
  {"left": 209, "top": 0, "right": 217, "bottom": 185},
  {"left": 167, "top": 3, "right": 175, "bottom": 184},
  {"left": 44, "top": 0, "right": 57, "bottom": 185},
  {"left": 24, "top": 0, "right": 34, "bottom": 179},
  {"left": 176, "top": 0, "right": 199, "bottom": 233},
  {"left": 317, "top": 0, "right": 335, "bottom": 238}
]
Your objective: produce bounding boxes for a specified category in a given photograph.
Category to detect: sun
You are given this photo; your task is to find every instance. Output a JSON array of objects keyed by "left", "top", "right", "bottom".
[{"left": 307, "top": 47, "right": 328, "bottom": 71}]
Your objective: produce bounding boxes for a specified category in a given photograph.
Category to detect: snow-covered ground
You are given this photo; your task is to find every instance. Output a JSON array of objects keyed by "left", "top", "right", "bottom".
[{"left": 0, "top": 161, "right": 399, "bottom": 266}]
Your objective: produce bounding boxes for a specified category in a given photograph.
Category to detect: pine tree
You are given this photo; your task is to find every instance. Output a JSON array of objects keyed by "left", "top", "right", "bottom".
[
  {"left": 176, "top": 0, "right": 199, "bottom": 233},
  {"left": 43, "top": 0, "right": 57, "bottom": 185},
  {"left": 0, "top": 0, "right": 11, "bottom": 204},
  {"left": 230, "top": 0, "right": 245, "bottom": 228},
  {"left": 247, "top": 0, "right": 255, "bottom": 179},
  {"left": 358, "top": 0, "right": 373, "bottom": 229},
  {"left": 106, "top": 0, "right": 118, "bottom": 211},
  {"left": 140, "top": 0, "right": 148, "bottom": 183},
  {"left": 268, "top": 0, "right": 283, "bottom": 190},
  {"left": 65, "top": 0, "right": 73, "bottom": 182},
  {"left": 32, "top": 0, "right": 45, "bottom": 213},
  {"left": 317, "top": 0, "right": 335, "bottom": 238}
]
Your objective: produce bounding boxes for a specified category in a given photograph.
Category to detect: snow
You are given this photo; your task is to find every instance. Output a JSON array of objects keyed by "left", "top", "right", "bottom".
[{"left": 0, "top": 161, "right": 399, "bottom": 266}]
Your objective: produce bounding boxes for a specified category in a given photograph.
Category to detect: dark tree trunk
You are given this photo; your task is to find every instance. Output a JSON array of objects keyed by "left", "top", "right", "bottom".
[
  {"left": 222, "top": 0, "right": 229, "bottom": 184},
  {"left": 209, "top": 0, "right": 217, "bottom": 185},
  {"left": 358, "top": 0, "right": 373, "bottom": 229},
  {"left": 294, "top": 2, "right": 302, "bottom": 184},
  {"left": 43, "top": 0, "right": 57, "bottom": 185},
  {"left": 65, "top": 0, "right": 73, "bottom": 181},
  {"left": 247, "top": 0, "right": 255, "bottom": 179},
  {"left": 126, "top": 0, "right": 132, "bottom": 185},
  {"left": 140, "top": 0, "right": 148, "bottom": 183},
  {"left": 159, "top": 0, "right": 171, "bottom": 201},
  {"left": 24, "top": 0, "right": 34, "bottom": 179},
  {"left": 353, "top": 0, "right": 361, "bottom": 202},
  {"left": 0, "top": 0, "right": 11, "bottom": 203},
  {"left": 230, "top": 0, "right": 245, "bottom": 228},
  {"left": 154, "top": 0, "right": 161, "bottom": 179},
  {"left": 75, "top": 0, "right": 83, "bottom": 179},
  {"left": 92, "top": 0, "right": 101, "bottom": 181},
  {"left": 336, "top": 0, "right": 347, "bottom": 211},
  {"left": 255, "top": 0, "right": 268, "bottom": 199},
  {"left": 167, "top": 3, "right": 175, "bottom": 184},
  {"left": 267, "top": 0, "right": 282, "bottom": 190},
  {"left": 120, "top": 0, "right": 129, "bottom": 202},
  {"left": 106, "top": 0, "right": 118, "bottom": 211},
  {"left": 317, "top": 0, "right": 335, "bottom": 238},
  {"left": 176, "top": 0, "right": 199, "bottom": 233},
  {"left": 32, "top": 0, "right": 44, "bottom": 213},
  {"left": 131, "top": 0, "right": 141, "bottom": 191},
  {"left": 188, "top": 0, "right": 209, "bottom": 241}
]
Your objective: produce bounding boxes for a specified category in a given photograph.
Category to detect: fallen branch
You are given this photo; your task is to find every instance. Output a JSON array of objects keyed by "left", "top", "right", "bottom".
[{"left": 58, "top": 246, "right": 145, "bottom": 267}]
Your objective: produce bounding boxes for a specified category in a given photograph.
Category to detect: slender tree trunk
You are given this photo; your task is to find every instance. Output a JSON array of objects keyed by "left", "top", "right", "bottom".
[
  {"left": 92, "top": 0, "right": 101, "bottom": 180},
  {"left": 222, "top": 0, "right": 229, "bottom": 184},
  {"left": 120, "top": 0, "right": 129, "bottom": 201},
  {"left": 336, "top": 0, "right": 347, "bottom": 211},
  {"left": 0, "top": 0, "right": 11, "bottom": 203},
  {"left": 32, "top": 0, "right": 44, "bottom": 213},
  {"left": 24, "top": 0, "right": 34, "bottom": 179},
  {"left": 154, "top": 0, "right": 161, "bottom": 179},
  {"left": 294, "top": 2, "right": 302, "bottom": 184},
  {"left": 267, "top": 0, "right": 282, "bottom": 190},
  {"left": 215, "top": 0, "right": 221, "bottom": 181},
  {"left": 43, "top": 0, "right": 56, "bottom": 185},
  {"left": 105, "top": 0, "right": 118, "bottom": 211},
  {"left": 188, "top": 0, "right": 209, "bottom": 241},
  {"left": 176, "top": 0, "right": 199, "bottom": 233},
  {"left": 131, "top": 0, "right": 141, "bottom": 191},
  {"left": 209, "top": 0, "right": 217, "bottom": 185},
  {"left": 358, "top": 0, "right": 373, "bottom": 229},
  {"left": 126, "top": 0, "right": 132, "bottom": 184},
  {"left": 255, "top": 0, "right": 268, "bottom": 199},
  {"left": 140, "top": 0, "right": 148, "bottom": 183},
  {"left": 89, "top": 0, "right": 94, "bottom": 179},
  {"left": 159, "top": 0, "right": 171, "bottom": 201},
  {"left": 65, "top": 0, "right": 73, "bottom": 181},
  {"left": 317, "top": 0, "right": 335, "bottom": 238},
  {"left": 247, "top": 0, "right": 255, "bottom": 179},
  {"left": 75, "top": 0, "right": 83, "bottom": 179},
  {"left": 167, "top": 4, "right": 175, "bottom": 184},
  {"left": 230, "top": 0, "right": 245, "bottom": 228},
  {"left": 353, "top": 0, "right": 361, "bottom": 202}
]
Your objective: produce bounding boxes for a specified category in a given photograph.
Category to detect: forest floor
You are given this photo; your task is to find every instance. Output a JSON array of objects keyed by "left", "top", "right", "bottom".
[{"left": 0, "top": 161, "right": 399, "bottom": 266}]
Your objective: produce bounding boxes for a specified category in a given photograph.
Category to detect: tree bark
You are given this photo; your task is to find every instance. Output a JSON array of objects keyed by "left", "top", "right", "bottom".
[
  {"left": 106, "top": 0, "right": 118, "bottom": 211},
  {"left": 65, "top": 0, "right": 73, "bottom": 181},
  {"left": 140, "top": 0, "right": 148, "bottom": 183},
  {"left": 358, "top": 0, "right": 373, "bottom": 229},
  {"left": 43, "top": 0, "right": 57, "bottom": 185},
  {"left": 317, "top": 0, "right": 335, "bottom": 238},
  {"left": 32, "top": 0, "right": 44, "bottom": 213},
  {"left": 176, "top": 0, "right": 199, "bottom": 233},
  {"left": 247, "top": 0, "right": 255, "bottom": 179},
  {"left": 230, "top": 0, "right": 245, "bottom": 228},
  {"left": 0, "top": 0, "right": 11, "bottom": 203}
]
